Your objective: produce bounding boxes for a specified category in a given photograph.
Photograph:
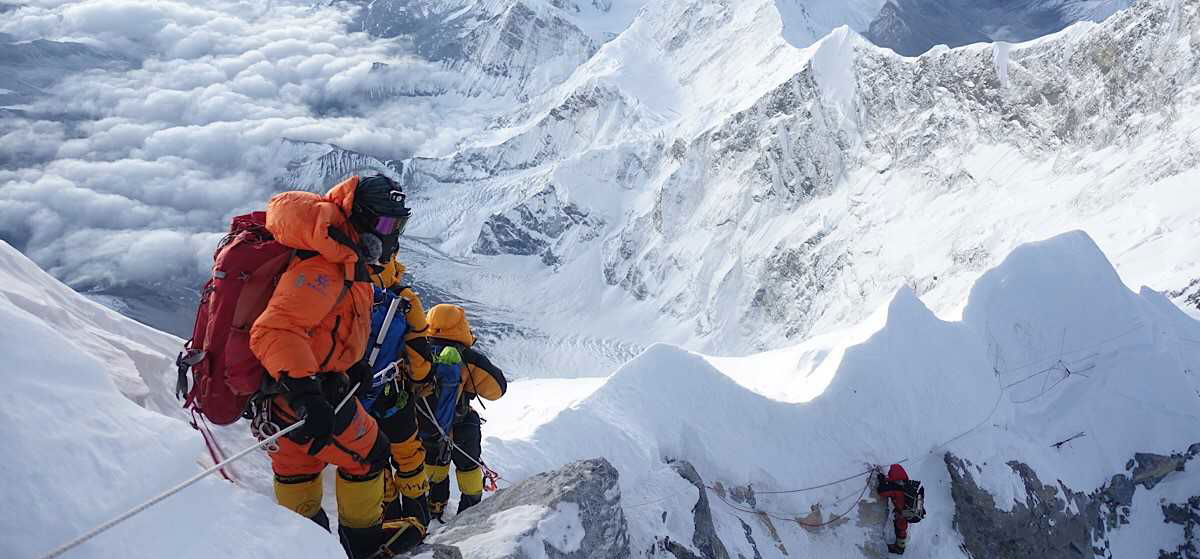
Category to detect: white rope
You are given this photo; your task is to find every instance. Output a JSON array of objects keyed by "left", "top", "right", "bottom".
[
  {"left": 38, "top": 383, "right": 361, "bottom": 559},
  {"left": 415, "top": 397, "right": 505, "bottom": 486}
]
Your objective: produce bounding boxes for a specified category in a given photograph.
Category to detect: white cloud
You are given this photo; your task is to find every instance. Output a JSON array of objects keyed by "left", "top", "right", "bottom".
[{"left": 0, "top": 0, "right": 494, "bottom": 290}]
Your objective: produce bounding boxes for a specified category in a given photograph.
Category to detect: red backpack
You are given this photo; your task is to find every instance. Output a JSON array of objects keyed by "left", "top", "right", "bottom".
[{"left": 176, "top": 212, "right": 294, "bottom": 425}]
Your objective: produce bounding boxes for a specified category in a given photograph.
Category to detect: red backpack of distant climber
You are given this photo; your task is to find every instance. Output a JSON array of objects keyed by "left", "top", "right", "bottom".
[{"left": 176, "top": 212, "right": 294, "bottom": 425}]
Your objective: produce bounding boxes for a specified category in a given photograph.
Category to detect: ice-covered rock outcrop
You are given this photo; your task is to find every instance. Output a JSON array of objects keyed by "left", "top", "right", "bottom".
[{"left": 425, "top": 458, "right": 630, "bottom": 558}]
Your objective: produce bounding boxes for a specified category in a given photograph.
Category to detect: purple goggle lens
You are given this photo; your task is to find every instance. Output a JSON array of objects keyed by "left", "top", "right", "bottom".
[{"left": 373, "top": 215, "right": 408, "bottom": 236}]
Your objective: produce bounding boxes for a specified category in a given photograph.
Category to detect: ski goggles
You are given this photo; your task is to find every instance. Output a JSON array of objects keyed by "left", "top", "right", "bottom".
[{"left": 370, "top": 213, "right": 409, "bottom": 236}]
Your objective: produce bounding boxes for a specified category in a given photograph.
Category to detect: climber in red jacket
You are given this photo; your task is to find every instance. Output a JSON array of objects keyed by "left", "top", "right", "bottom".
[{"left": 876, "top": 463, "right": 916, "bottom": 555}]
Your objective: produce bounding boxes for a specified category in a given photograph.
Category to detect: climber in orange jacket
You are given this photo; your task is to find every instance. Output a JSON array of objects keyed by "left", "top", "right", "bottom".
[
  {"left": 249, "top": 174, "right": 421, "bottom": 558},
  {"left": 416, "top": 304, "right": 507, "bottom": 521}
]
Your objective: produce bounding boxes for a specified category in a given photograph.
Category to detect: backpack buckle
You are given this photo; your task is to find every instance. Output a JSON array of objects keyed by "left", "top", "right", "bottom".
[{"left": 175, "top": 349, "right": 206, "bottom": 401}]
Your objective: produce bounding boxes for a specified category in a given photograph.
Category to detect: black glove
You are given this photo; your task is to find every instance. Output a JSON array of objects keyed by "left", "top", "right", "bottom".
[
  {"left": 282, "top": 376, "right": 335, "bottom": 445},
  {"left": 347, "top": 361, "right": 373, "bottom": 399}
]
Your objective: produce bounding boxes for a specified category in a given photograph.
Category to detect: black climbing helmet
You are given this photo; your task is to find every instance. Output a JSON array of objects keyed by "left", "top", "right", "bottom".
[{"left": 351, "top": 174, "right": 410, "bottom": 236}]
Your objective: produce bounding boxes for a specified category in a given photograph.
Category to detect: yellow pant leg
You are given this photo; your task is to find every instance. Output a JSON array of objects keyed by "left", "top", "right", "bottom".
[
  {"left": 335, "top": 470, "right": 384, "bottom": 529},
  {"left": 392, "top": 435, "right": 428, "bottom": 499},
  {"left": 456, "top": 468, "right": 484, "bottom": 498},
  {"left": 274, "top": 473, "right": 323, "bottom": 519}
]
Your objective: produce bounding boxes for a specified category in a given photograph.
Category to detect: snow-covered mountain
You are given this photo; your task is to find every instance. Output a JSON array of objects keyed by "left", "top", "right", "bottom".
[
  {"left": 471, "top": 231, "right": 1200, "bottom": 559},
  {"left": 394, "top": 0, "right": 1200, "bottom": 378},
  {"left": 5, "top": 225, "right": 1196, "bottom": 558}
]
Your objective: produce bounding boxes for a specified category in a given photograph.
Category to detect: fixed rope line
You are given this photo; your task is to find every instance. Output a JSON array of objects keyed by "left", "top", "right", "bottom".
[
  {"left": 38, "top": 383, "right": 361, "bottom": 559},
  {"left": 707, "top": 373, "right": 1007, "bottom": 526},
  {"left": 415, "top": 397, "right": 510, "bottom": 488},
  {"left": 999, "top": 322, "right": 1144, "bottom": 374},
  {"left": 1002, "top": 353, "right": 1097, "bottom": 389},
  {"left": 707, "top": 322, "right": 1141, "bottom": 524},
  {"left": 707, "top": 475, "right": 874, "bottom": 528},
  {"left": 753, "top": 466, "right": 888, "bottom": 495}
]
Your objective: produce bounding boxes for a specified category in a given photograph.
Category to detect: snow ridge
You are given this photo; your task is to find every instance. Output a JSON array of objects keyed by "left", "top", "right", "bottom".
[{"left": 481, "top": 230, "right": 1200, "bottom": 557}]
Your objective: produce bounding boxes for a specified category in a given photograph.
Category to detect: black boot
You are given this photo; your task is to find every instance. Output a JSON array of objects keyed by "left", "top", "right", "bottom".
[
  {"left": 382, "top": 498, "right": 403, "bottom": 523},
  {"left": 308, "top": 509, "right": 331, "bottom": 532},
  {"left": 339, "top": 522, "right": 426, "bottom": 559},
  {"left": 402, "top": 493, "right": 432, "bottom": 527},
  {"left": 456, "top": 493, "right": 482, "bottom": 515},
  {"left": 428, "top": 475, "right": 450, "bottom": 523},
  {"left": 339, "top": 525, "right": 376, "bottom": 559},
  {"left": 887, "top": 543, "right": 906, "bottom": 555}
]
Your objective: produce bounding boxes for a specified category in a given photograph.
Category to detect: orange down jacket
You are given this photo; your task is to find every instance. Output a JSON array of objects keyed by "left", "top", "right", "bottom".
[{"left": 250, "top": 177, "right": 373, "bottom": 379}]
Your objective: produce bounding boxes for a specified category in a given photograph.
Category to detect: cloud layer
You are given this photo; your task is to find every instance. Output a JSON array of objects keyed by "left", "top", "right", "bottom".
[{"left": 0, "top": 0, "right": 487, "bottom": 287}]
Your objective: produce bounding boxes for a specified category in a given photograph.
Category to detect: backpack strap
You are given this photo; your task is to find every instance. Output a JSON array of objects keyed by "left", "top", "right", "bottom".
[{"left": 326, "top": 226, "right": 371, "bottom": 282}]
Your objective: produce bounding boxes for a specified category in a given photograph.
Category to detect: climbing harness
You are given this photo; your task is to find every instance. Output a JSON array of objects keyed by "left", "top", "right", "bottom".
[
  {"left": 249, "top": 396, "right": 282, "bottom": 453},
  {"left": 37, "top": 382, "right": 362, "bottom": 559}
]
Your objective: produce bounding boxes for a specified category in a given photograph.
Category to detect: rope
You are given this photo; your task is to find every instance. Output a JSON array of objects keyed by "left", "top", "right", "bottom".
[
  {"left": 705, "top": 475, "right": 874, "bottom": 528},
  {"left": 702, "top": 374, "right": 1006, "bottom": 526},
  {"left": 999, "top": 322, "right": 1144, "bottom": 374},
  {"left": 1002, "top": 353, "right": 1096, "bottom": 389},
  {"left": 746, "top": 322, "right": 1136, "bottom": 500},
  {"left": 38, "top": 420, "right": 306, "bottom": 559},
  {"left": 753, "top": 467, "right": 885, "bottom": 495},
  {"left": 416, "top": 397, "right": 510, "bottom": 489},
  {"left": 38, "top": 384, "right": 361, "bottom": 559}
]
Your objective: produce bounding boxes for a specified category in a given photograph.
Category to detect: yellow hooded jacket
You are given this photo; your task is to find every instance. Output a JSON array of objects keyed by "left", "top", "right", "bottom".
[
  {"left": 369, "top": 258, "right": 432, "bottom": 382},
  {"left": 426, "top": 304, "right": 506, "bottom": 402}
]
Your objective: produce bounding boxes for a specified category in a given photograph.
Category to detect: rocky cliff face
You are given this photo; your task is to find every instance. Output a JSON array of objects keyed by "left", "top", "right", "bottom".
[{"left": 947, "top": 444, "right": 1200, "bottom": 559}]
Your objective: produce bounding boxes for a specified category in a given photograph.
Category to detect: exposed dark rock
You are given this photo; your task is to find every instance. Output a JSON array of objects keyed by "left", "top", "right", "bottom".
[
  {"left": 948, "top": 443, "right": 1200, "bottom": 559},
  {"left": 666, "top": 460, "right": 731, "bottom": 559},
  {"left": 738, "top": 519, "right": 763, "bottom": 559},
  {"left": 1169, "top": 278, "right": 1200, "bottom": 313},
  {"left": 473, "top": 186, "right": 601, "bottom": 267},
  {"left": 947, "top": 453, "right": 1096, "bottom": 558},
  {"left": 1133, "top": 452, "right": 1188, "bottom": 490},
  {"left": 1161, "top": 497, "right": 1200, "bottom": 559}
]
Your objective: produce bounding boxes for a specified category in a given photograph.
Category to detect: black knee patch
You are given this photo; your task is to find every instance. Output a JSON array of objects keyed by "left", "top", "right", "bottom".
[
  {"left": 337, "top": 469, "right": 383, "bottom": 483},
  {"left": 275, "top": 473, "right": 321, "bottom": 484}
]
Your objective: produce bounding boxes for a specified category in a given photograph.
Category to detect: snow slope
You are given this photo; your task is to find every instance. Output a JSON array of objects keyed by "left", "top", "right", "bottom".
[
  {"left": 0, "top": 240, "right": 181, "bottom": 406},
  {"left": 0, "top": 240, "right": 342, "bottom": 559},
  {"left": 476, "top": 231, "right": 1200, "bottom": 557}
]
